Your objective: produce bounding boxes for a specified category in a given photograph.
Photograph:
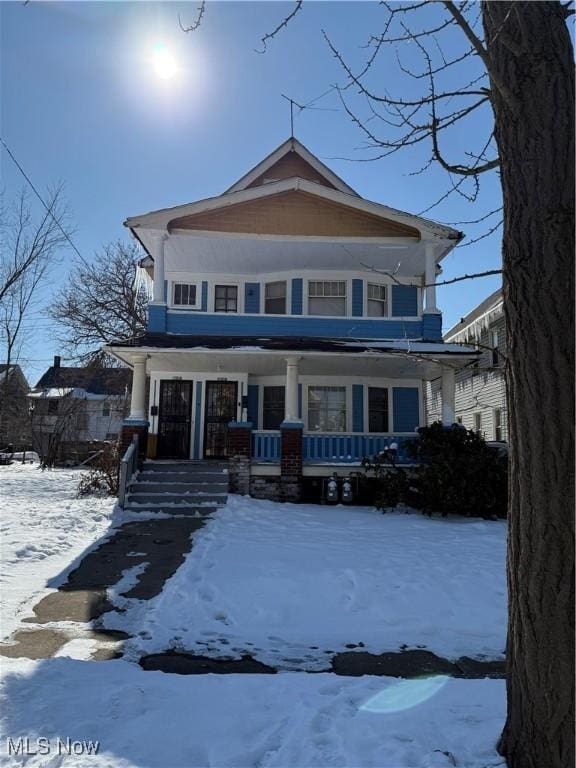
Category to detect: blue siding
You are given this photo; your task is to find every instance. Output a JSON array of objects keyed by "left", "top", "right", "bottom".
[
  {"left": 148, "top": 304, "right": 167, "bottom": 332},
  {"left": 165, "top": 312, "right": 424, "bottom": 340},
  {"left": 247, "top": 384, "right": 259, "bottom": 427},
  {"left": 392, "top": 285, "right": 418, "bottom": 317},
  {"left": 352, "top": 280, "right": 363, "bottom": 317},
  {"left": 201, "top": 281, "right": 208, "bottom": 311},
  {"left": 352, "top": 384, "right": 364, "bottom": 432},
  {"left": 291, "top": 278, "right": 303, "bottom": 315},
  {"left": 193, "top": 381, "right": 203, "bottom": 459},
  {"left": 245, "top": 283, "right": 261, "bottom": 314},
  {"left": 393, "top": 387, "right": 420, "bottom": 432},
  {"left": 422, "top": 312, "right": 442, "bottom": 340}
]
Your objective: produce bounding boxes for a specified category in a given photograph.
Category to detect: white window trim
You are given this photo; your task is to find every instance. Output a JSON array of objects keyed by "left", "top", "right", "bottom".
[
  {"left": 211, "top": 282, "right": 243, "bottom": 314},
  {"left": 365, "top": 281, "right": 390, "bottom": 318},
  {"left": 263, "top": 280, "right": 289, "bottom": 316},
  {"left": 170, "top": 281, "right": 200, "bottom": 309},
  {"left": 306, "top": 278, "right": 349, "bottom": 318}
]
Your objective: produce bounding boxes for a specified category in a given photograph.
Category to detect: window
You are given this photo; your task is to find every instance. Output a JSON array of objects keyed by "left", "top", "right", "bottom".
[
  {"left": 494, "top": 408, "right": 503, "bottom": 441},
  {"left": 367, "top": 283, "right": 388, "bottom": 317},
  {"left": 173, "top": 283, "right": 197, "bottom": 306},
  {"left": 491, "top": 330, "right": 499, "bottom": 366},
  {"left": 214, "top": 285, "right": 238, "bottom": 313},
  {"left": 102, "top": 402, "right": 111, "bottom": 417},
  {"left": 265, "top": 281, "right": 287, "bottom": 315},
  {"left": 308, "top": 281, "right": 346, "bottom": 316},
  {"left": 474, "top": 412, "right": 483, "bottom": 435},
  {"left": 456, "top": 416, "right": 463, "bottom": 425},
  {"left": 263, "top": 386, "right": 285, "bottom": 430},
  {"left": 47, "top": 399, "right": 58, "bottom": 414},
  {"left": 308, "top": 386, "right": 346, "bottom": 432},
  {"left": 368, "top": 387, "right": 389, "bottom": 432}
]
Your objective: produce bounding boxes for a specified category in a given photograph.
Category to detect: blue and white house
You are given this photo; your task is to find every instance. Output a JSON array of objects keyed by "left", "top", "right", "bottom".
[{"left": 107, "top": 138, "right": 478, "bottom": 500}]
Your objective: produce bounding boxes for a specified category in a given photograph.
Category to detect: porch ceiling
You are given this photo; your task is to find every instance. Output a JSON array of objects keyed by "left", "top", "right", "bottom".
[{"left": 160, "top": 233, "right": 430, "bottom": 277}]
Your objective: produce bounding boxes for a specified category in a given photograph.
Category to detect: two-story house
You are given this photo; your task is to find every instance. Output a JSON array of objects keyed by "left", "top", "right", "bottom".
[
  {"left": 107, "top": 138, "right": 478, "bottom": 501},
  {"left": 427, "top": 288, "right": 507, "bottom": 442}
]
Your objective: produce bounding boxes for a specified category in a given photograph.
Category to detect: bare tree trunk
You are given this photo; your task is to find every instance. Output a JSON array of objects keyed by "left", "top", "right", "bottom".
[{"left": 482, "top": 3, "right": 575, "bottom": 766}]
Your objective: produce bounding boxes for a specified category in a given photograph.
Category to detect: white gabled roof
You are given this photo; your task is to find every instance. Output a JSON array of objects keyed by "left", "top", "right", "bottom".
[
  {"left": 125, "top": 176, "right": 461, "bottom": 244},
  {"left": 224, "top": 137, "right": 359, "bottom": 197}
]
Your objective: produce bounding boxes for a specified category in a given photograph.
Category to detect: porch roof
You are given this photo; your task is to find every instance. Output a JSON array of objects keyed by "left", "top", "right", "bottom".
[{"left": 106, "top": 333, "right": 478, "bottom": 379}]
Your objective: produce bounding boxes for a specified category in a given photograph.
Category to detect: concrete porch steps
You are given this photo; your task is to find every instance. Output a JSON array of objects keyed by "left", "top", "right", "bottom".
[{"left": 123, "top": 460, "right": 229, "bottom": 516}]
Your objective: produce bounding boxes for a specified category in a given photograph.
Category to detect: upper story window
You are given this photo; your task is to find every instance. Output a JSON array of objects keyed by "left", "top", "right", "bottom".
[
  {"left": 368, "top": 387, "right": 389, "bottom": 432},
  {"left": 265, "top": 281, "right": 287, "bottom": 315},
  {"left": 102, "top": 402, "right": 111, "bottom": 418},
  {"left": 214, "top": 285, "right": 238, "bottom": 313},
  {"left": 367, "top": 283, "right": 388, "bottom": 317},
  {"left": 173, "top": 283, "right": 198, "bottom": 307},
  {"left": 308, "top": 281, "right": 346, "bottom": 316},
  {"left": 48, "top": 399, "right": 58, "bottom": 414},
  {"left": 491, "top": 330, "right": 500, "bottom": 366}
]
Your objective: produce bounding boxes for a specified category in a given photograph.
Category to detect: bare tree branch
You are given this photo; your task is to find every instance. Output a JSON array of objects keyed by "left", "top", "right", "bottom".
[
  {"left": 178, "top": 1, "right": 205, "bottom": 33},
  {"left": 255, "top": 1, "right": 303, "bottom": 53}
]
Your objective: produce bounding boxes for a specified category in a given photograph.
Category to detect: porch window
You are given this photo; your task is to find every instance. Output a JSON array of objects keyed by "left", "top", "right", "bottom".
[
  {"left": 368, "top": 387, "right": 389, "bottom": 432},
  {"left": 102, "top": 402, "right": 111, "bottom": 417},
  {"left": 214, "top": 285, "right": 238, "bottom": 313},
  {"left": 263, "top": 386, "right": 285, "bottom": 430},
  {"left": 367, "top": 283, "right": 388, "bottom": 317},
  {"left": 308, "top": 386, "right": 346, "bottom": 432},
  {"left": 494, "top": 408, "right": 503, "bottom": 441},
  {"left": 264, "top": 281, "right": 287, "bottom": 315},
  {"left": 308, "top": 281, "right": 346, "bottom": 316},
  {"left": 173, "top": 283, "right": 197, "bottom": 307},
  {"left": 48, "top": 399, "right": 58, "bottom": 414}
]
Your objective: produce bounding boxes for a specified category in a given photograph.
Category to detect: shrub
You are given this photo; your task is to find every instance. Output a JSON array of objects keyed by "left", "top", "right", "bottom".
[
  {"left": 77, "top": 442, "right": 120, "bottom": 497},
  {"left": 364, "top": 422, "right": 507, "bottom": 519}
]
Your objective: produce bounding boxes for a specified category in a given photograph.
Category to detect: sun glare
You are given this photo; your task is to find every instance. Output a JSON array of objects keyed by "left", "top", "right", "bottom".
[{"left": 152, "top": 44, "right": 178, "bottom": 80}]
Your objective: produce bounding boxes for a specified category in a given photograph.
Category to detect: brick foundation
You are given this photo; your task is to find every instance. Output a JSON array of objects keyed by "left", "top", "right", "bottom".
[
  {"left": 280, "top": 422, "right": 303, "bottom": 502},
  {"left": 250, "top": 475, "right": 281, "bottom": 500},
  {"left": 119, "top": 420, "right": 149, "bottom": 460}
]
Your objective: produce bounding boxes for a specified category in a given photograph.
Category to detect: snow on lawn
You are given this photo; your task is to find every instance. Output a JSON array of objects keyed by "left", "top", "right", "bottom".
[
  {"left": 0, "top": 464, "right": 115, "bottom": 639},
  {"left": 111, "top": 495, "right": 507, "bottom": 668},
  {"left": 0, "top": 656, "right": 506, "bottom": 768}
]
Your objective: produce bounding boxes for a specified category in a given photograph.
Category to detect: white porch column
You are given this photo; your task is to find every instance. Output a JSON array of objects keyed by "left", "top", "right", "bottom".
[
  {"left": 284, "top": 357, "right": 301, "bottom": 422},
  {"left": 151, "top": 232, "right": 167, "bottom": 304},
  {"left": 441, "top": 366, "right": 456, "bottom": 426},
  {"left": 424, "top": 242, "right": 437, "bottom": 312},
  {"left": 129, "top": 355, "right": 147, "bottom": 420}
]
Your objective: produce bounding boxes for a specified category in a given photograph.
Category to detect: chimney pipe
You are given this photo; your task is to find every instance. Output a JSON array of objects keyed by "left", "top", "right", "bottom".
[{"left": 53, "top": 355, "right": 61, "bottom": 368}]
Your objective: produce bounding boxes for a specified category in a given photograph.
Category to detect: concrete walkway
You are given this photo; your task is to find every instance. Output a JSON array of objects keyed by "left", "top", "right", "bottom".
[{"left": 1, "top": 517, "right": 206, "bottom": 661}]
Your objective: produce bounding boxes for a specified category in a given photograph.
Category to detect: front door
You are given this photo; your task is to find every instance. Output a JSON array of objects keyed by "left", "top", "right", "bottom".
[
  {"left": 204, "top": 381, "right": 238, "bottom": 459},
  {"left": 157, "top": 380, "right": 193, "bottom": 459}
]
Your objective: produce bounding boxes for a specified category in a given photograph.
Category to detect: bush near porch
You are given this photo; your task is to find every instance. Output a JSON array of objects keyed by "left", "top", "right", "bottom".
[{"left": 364, "top": 422, "right": 508, "bottom": 519}]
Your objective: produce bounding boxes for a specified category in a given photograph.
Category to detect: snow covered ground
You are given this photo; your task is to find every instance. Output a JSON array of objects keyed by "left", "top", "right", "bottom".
[
  {"left": 1, "top": 656, "right": 506, "bottom": 768},
  {"left": 110, "top": 495, "right": 507, "bottom": 669},
  {"left": 0, "top": 463, "right": 115, "bottom": 640},
  {"left": 0, "top": 467, "right": 508, "bottom": 767}
]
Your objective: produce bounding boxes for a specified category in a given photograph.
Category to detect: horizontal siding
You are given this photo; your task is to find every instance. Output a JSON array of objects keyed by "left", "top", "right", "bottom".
[
  {"left": 392, "top": 387, "right": 420, "bottom": 432},
  {"left": 392, "top": 285, "right": 418, "bottom": 317},
  {"left": 165, "top": 311, "right": 424, "bottom": 339}
]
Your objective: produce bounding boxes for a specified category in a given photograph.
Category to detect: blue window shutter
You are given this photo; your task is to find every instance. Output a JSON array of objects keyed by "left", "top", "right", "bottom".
[
  {"left": 291, "top": 278, "right": 303, "bottom": 315},
  {"left": 392, "top": 285, "right": 418, "bottom": 316},
  {"left": 247, "top": 385, "right": 259, "bottom": 427},
  {"left": 393, "top": 388, "right": 420, "bottom": 432},
  {"left": 164, "top": 280, "right": 168, "bottom": 302},
  {"left": 352, "top": 384, "right": 364, "bottom": 432},
  {"left": 352, "top": 280, "right": 363, "bottom": 317},
  {"left": 201, "top": 281, "right": 208, "bottom": 311},
  {"left": 244, "top": 283, "right": 260, "bottom": 314},
  {"left": 298, "top": 383, "right": 302, "bottom": 419}
]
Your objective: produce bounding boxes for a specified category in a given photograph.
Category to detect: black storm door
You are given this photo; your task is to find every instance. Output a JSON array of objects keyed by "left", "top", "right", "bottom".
[
  {"left": 204, "top": 381, "right": 238, "bottom": 459},
  {"left": 157, "top": 380, "right": 193, "bottom": 459}
]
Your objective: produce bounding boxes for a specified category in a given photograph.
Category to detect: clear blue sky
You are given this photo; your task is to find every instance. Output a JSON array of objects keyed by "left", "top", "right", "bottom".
[{"left": 1, "top": 1, "right": 502, "bottom": 385}]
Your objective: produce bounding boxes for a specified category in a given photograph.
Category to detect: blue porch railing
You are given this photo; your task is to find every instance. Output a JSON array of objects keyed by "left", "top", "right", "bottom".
[
  {"left": 252, "top": 431, "right": 281, "bottom": 462},
  {"left": 251, "top": 431, "right": 417, "bottom": 464}
]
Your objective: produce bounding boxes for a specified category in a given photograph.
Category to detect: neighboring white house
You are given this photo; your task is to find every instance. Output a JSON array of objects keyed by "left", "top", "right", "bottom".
[
  {"left": 107, "top": 137, "right": 480, "bottom": 500},
  {"left": 426, "top": 288, "right": 507, "bottom": 442},
  {"left": 29, "top": 357, "right": 131, "bottom": 461}
]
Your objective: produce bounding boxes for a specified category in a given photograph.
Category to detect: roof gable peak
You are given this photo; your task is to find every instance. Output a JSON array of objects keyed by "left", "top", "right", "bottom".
[{"left": 225, "top": 137, "right": 359, "bottom": 197}]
